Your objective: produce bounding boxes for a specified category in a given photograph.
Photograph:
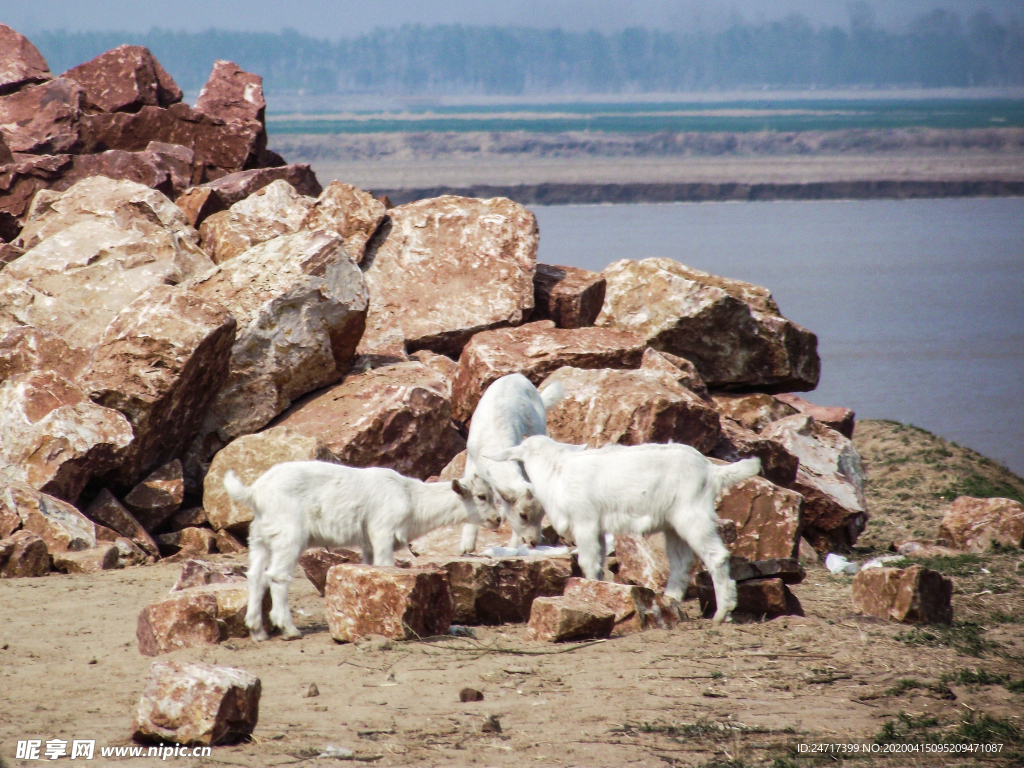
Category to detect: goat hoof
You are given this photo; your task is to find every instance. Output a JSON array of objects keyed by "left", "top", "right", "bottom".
[
  {"left": 282, "top": 628, "right": 302, "bottom": 640},
  {"left": 250, "top": 630, "right": 269, "bottom": 642}
]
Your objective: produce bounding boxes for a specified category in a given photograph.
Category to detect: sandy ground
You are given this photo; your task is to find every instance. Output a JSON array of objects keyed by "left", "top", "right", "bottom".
[{"left": 2, "top": 420, "right": 1023, "bottom": 768}]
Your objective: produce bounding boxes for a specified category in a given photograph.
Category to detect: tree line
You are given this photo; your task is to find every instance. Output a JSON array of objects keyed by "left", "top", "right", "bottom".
[{"left": 32, "top": 10, "right": 1024, "bottom": 96}]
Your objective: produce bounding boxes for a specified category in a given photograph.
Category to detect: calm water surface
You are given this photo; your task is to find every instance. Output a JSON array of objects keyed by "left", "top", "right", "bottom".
[{"left": 531, "top": 198, "right": 1024, "bottom": 475}]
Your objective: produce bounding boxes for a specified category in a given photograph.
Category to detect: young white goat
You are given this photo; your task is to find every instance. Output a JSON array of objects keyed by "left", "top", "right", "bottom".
[
  {"left": 223, "top": 462, "right": 502, "bottom": 640},
  {"left": 487, "top": 436, "right": 761, "bottom": 623},
  {"left": 459, "top": 373, "right": 565, "bottom": 555}
]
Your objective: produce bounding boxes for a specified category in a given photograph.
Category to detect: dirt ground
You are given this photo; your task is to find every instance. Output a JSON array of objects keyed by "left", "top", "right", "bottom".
[{"left": 1, "top": 419, "right": 1023, "bottom": 767}]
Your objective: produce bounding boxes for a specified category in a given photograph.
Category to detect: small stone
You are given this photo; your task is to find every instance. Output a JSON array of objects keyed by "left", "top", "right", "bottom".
[
  {"left": 84, "top": 489, "right": 160, "bottom": 559},
  {"left": 525, "top": 595, "right": 616, "bottom": 642},
  {"left": 214, "top": 529, "right": 247, "bottom": 554},
  {"left": 157, "top": 527, "right": 217, "bottom": 558},
  {"left": 304, "top": 683, "right": 320, "bottom": 698},
  {"left": 137, "top": 583, "right": 270, "bottom": 655},
  {"left": 52, "top": 544, "right": 120, "bottom": 573},
  {"left": 0, "top": 530, "right": 50, "bottom": 578},
  {"left": 460, "top": 688, "right": 484, "bottom": 702},
  {"left": 170, "top": 559, "right": 247, "bottom": 592},
  {"left": 481, "top": 715, "right": 502, "bottom": 734},
  {"left": 851, "top": 565, "right": 953, "bottom": 625}
]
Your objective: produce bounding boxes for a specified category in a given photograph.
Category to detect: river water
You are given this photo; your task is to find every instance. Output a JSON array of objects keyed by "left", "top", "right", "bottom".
[{"left": 531, "top": 198, "right": 1024, "bottom": 475}]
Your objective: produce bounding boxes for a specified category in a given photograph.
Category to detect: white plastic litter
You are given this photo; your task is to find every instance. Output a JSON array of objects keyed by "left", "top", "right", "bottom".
[
  {"left": 825, "top": 553, "right": 859, "bottom": 575},
  {"left": 861, "top": 555, "right": 907, "bottom": 570},
  {"left": 319, "top": 745, "right": 354, "bottom": 759},
  {"left": 481, "top": 545, "right": 571, "bottom": 557}
]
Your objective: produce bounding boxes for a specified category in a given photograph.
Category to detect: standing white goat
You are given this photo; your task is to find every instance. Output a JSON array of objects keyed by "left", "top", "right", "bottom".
[
  {"left": 487, "top": 436, "right": 761, "bottom": 623},
  {"left": 223, "top": 462, "right": 502, "bottom": 640},
  {"left": 459, "top": 373, "right": 565, "bottom": 555}
]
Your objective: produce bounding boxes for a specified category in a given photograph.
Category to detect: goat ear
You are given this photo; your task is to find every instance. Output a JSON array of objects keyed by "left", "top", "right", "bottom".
[
  {"left": 498, "top": 489, "right": 516, "bottom": 505},
  {"left": 523, "top": 485, "right": 535, "bottom": 502},
  {"left": 452, "top": 478, "right": 470, "bottom": 498}
]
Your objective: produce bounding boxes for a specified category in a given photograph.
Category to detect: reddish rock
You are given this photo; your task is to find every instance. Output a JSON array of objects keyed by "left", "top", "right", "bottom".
[
  {"left": 541, "top": 365, "right": 721, "bottom": 452},
  {"left": 0, "top": 529, "right": 50, "bottom": 577},
  {"left": 697, "top": 577, "right": 800, "bottom": 618},
  {"left": 199, "top": 179, "right": 314, "bottom": 264},
  {"left": 0, "top": 154, "right": 72, "bottom": 223},
  {"left": 214, "top": 530, "right": 246, "bottom": 554},
  {"left": 711, "top": 419, "right": 799, "bottom": 487},
  {"left": 170, "top": 559, "right": 247, "bottom": 592},
  {"left": 80, "top": 285, "right": 236, "bottom": 488},
  {"left": 408, "top": 350, "right": 459, "bottom": 396},
  {"left": 852, "top": 565, "right": 953, "bottom": 625},
  {"left": 358, "top": 195, "right": 537, "bottom": 357},
  {"left": 302, "top": 181, "right": 387, "bottom": 264},
  {"left": 0, "top": 78, "right": 86, "bottom": 154},
  {"left": 175, "top": 187, "right": 226, "bottom": 228},
  {"left": 762, "top": 414, "right": 867, "bottom": 553},
  {"left": 52, "top": 544, "right": 120, "bottom": 573},
  {"left": 62, "top": 45, "right": 181, "bottom": 114},
  {"left": 111, "top": 536, "right": 150, "bottom": 567},
  {"left": 84, "top": 488, "right": 160, "bottom": 559},
  {"left": 0, "top": 25, "right": 53, "bottom": 96},
  {"left": 775, "top": 393, "right": 855, "bottom": 438},
  {"left": 325, "top": 564, "right": 453, "bottom": 641},
  {"left": 196, "top": 164, "right": 321, "bottom": 207},
  {"left": 893, "top": 540, "right": 962, "bottom": 559},
  {"left": 157, "top": 527, "right": 217, "bottom": 558},
  {"left": 124, "top": 461, "right": 185, "bottom": 533},
  {"left": 562, "top": 578, "right": 682, "bottom": 636},
  {"left": 132, "top": 660, "right": 261, "bottom": 746},
  {"left": 532, "top": 263, "right": 606, "bottom": 329},
  {"left": 0, "top": 242, "right": 23, "bottom": 266},
  {"left": 451, "top": 321, "right": 645, "bottom": 422},
  {"left": 724, "top": 557, "right": 805, "bottom": 584},
  {"left": 597, "top": 258, "right": 820, "bottom": 392},
  {"left": 432, "top": 557, "right": 573, "bottom": 625},
  {"left": 0, "top": 481, "right": 96, "bottom": 554},
  {"left": 638, "top": 348, "right": 709, "bottom": 399},
  {"left": 460, "top": 688, "right": 484, "bottom": 702},
  {"left": 712, "top": 393, "right": 799, "bottom": 433},
  {"left": 137, "top": 583, "right": 269, "bottom": 656},
  {"left": 526, "top": 595, "right": 615, "bottom": 642},
  {"left": 274, "top": 361, "right": 458, "bottom": 481},
  {"left": 613, "top": 534, "right": 670, "bottom": 592},
  {"left": 939, "top": 496, "right": 1024, "bottom": 552},
  {"left": 165, "top": 506, "right": 207, "bottom": 532},
  {"left": 194, "top": 61, "right": 265, "bottom": 124},
  {"left": 437, "top": 450, "right": 468, "bottom": 482},
  {"left": 56, "top": 148, "right": 186, "bottom": 199},
  {"left": 299, "top": 548, "right": 363, "bottom": 596},
  {"left": 717, "top": 475, "right": 805, "bottom": 561},
  {"left": 203, "top": 427, "right": 339, "bottom": 534},
  {"left": 184, "top": 230, "right": 368, "bottom": 455},
  {"left": 0, "top": 371, "right": 133, "bottom": 502},
  {"left": 0, "top": 326, "right": 86, "bottom": 384}
]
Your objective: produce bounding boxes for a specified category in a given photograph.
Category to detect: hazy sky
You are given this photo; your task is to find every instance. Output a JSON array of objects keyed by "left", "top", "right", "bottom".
[{"left": 3, "top": 0, "right": 1020, "bottom": 36}]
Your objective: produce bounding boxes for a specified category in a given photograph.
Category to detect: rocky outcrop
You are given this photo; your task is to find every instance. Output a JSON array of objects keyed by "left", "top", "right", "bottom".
[
  {"left": 532, "top": 263, "right": 606, "bottom": 329},
  {"left": 132, "top": 661, "right": 261, "bottom": 746},
  {"left": 274, "top": 361, "right": 458, "bottom": 481},
  {"left": 526, "top": 595, "right": 615, "bottom": 642},
  {"left": 0, "top": 529, "right": 51, "bottom": 577},
  {"left": 541, "top": 365, "right": 721, "bottom": 452},
  {"left": 852, "top": 565, "right": 953, "bottom": 625},
  {"left": 358, "top": 195, "right": 537, "bottom": 357},
  {"left": 0, "top": 25, "right": 52, "bottom": 96},
  {"left": 938, "top": 496, "right": 1024, "bottom": 552},
  {"left": 596, "top": 258, "right": 819, "bottom": 392},
  {"left": 638, "top": 348, "right": 709, "bottom": 399},
  {"left": 324, "top": 564, "right": 453, "bottom": 641},
  {"left": 302, "top": 181, "right": 387, "bottom": 264},
  {"left": 451, "top": 321, "right": 645, "bottom": 421},
  {"left": 562, "top": 578, "right": 683, "bottom": 636},
  {"left": 192, "top": 164, "right": 322, "bottom": 207},
  {"left": 62, "top": 45, "right": 182, "bottom": 113},
  {"left": 194, "top": 61, "right": 265, "bottom": 124},
  {"left": 0, "top": 481, "right": 96, "bottom": 553},
  {"left": 717, "top": 476, "right": 805, "bottom": 561}
]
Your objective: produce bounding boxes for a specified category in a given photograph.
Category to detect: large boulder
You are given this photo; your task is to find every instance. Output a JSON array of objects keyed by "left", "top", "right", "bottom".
[
  {"left": 274, "top": 361, "right": 458, "bottom": 481},
  {"left": 637, "top": 348, "right": 709, "bottom": 399},
  {"left": 52, "top": 145, "right": 198, "bottom": 199},
  {"left": 358, "top": 195, "right": 537, "bottom": 357},
  {"left": 0, "top": 371, "right": 133, "bottom": 502},
  {"left": 194, "top": 60, "right": 265, "bottom": 124},
  {"left": 775, "top": 393, "right": 855, "bottom": 439},
  {"left": 541, "top": 365, "right": 721, "bottom": 452},
  {"left": 0, "top": 326, "right": 86, "bottom": 384},
  {"left": 198, "top": 180, "right": 315, "bottom": 264},
  {"left": 79, "top": 285, "right": 236, "bottom": 488},
  {"left": 532, "top": 263, "right": 606, "bottom": 329},
  {"left": 431, "top": 557, "right": 573, "bottom": 625},
  {"left": 0, "top": 481, "right": 96, "bottom": 553},
  {"left": 137, "top": 583, "right": 268, "bottom": 656},
  {"left": 123, "top": 461, "right": 185, "bottom": 533},
  {"left": 562, "top": 578, "right": 683, "bottom": 635},
  {"left": 183, "top": 231, "right": 368, "bottom": 465},
  {"left": 7, "top": 177, "right": 213, "bottom": 350},
  {"left": 711, "top": 393, "right": 799, "bottom": 434},
  {"left": 302, "top": 181, "right": 387, "bottom": 264},
  {"left": 939, "top": 496, "right": 1024, "bottom": 552},
  {"left": 0, "top": 155, "right": 71, "bottom": 226},
  {"left": 61, "top": 45, "right": 182, "bottom": 113},
  {"left": 0, "top": 78, "right": 86, "bottom": 154},
  {"left": 451, "top": 321, "right": 645, "bottom": 422},
  {"left": 193, "top": 164, "right": 322, "bottom": 207},
  {"left": 0, "top": 529, "right": 51, "bottom": 577},
  {"left": 203, "top": 427, "right": 339, "bottom": 534},
  {"left": 84, "top": 488, "right": 160, "bottom": 558},
  {"left": 762, "top": 414, "right": 868, "bottom": 552},
  {"left": 526, "top": 596, "right": 615, "bottom": 642},
  {"left": 852, "top": 565, "right": 953, "bottom": 625},
  {"left": 710, "top": 419, "right": 800, "bottom": 487},
  {"left": 0, "top": 25, "right": 53, "bottom": 96},
  {"left": 596, "top": 258, "right": 820, "bottom": 392},
  {"left": 717, "top": 475, "right": 805, "bottom": 561},
  {"left": 614, "top": 534, "right": 670, "bottom": 592}
]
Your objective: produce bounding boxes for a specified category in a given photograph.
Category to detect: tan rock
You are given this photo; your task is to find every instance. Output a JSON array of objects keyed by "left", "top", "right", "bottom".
[
  {"left": 697, "top": 576, "right": 800, "bottom": 618},
  {"left": 157, "top": 527, "right": 217, "bottom": 557},
  {"left": 638, "top": 348, "right": 709, "bottom": 399},
  {"left": 0, "top": 78, "right": 85, "bottom": 154},
  {"left": 562, "top": 577, "right": 682, "bottom": 636},
  {"left": 526, "top": 595, "right": 615, "bottom": 642},
  {"left": 712, "top": 393, "right": 799, "bottom": 433},
  {"left": 111, "top": 536, "right": 150, "bottom": 567},
  {"left": 84, "top": 488, "right": 160, "bottom": 558},
  {"left": 132, "top": 660, "right": 261, "bottom": 746},
  {"left": 0, "top": 529, "right": 51, "bottom": 577},
  {"left": 437, "top": 451, "right": 467, "bottom": 482},
  {"left": 541, "top": 365, "right": 721, "bottom": 452},
  {"left": 717, "top": 475, "right": 804, "bottom": 561},
  {"left": 939, "top": 496, "right": 1024, "bottom": 552},
  {"left": 80, "top": 285, "right": 237, "bottom": 487},
  {"left": 613, "top": 534, "right": 669, "bottom": 592},
  {"left": 532, "top": 263, "right": 606, "bottom": 329},
  {"left": 184, "top": 230, "right": 368, "bottom": 455},
  {"left": 124, "top": 461, "right": 184, "bottom": 533},
  {"left": 596, "top": 258, "right": 820, "bottom": 391},
  {"left": 203, "top": 427, "right": 338, "bottom": 534},
  {"left": 324, "top": 563, "right": 453, "bottom": 641},
  {"left": 775, "top": 393, "right": 855, "bottom": 438},
  {"left": 302, "top": 181, "right": 387, "bottom": 263},
  {"left": 1, "top": 481, "right": 96, "bottom": 553},
  {"left": 359, "top": 195, "right": 537, "bottom": 357},
  {"left": 214, "top": 530, "right": 246, "bottom": 554},
  {"left": 299, "top": 548, "right": 363, "bottom": 596},
  {"left": 432, "top": 557, "right": 573, "bottom": 624},
  {"left": 274, "top": 361, "right": 457, "bottom": 481},
  {"left": 408, "top": 350, "right": 459, "bottom": 396},
  {"left": 199, "top": 180, "right": 315, "bottom": 264},
  {"left": 710, "top": 419, "right": 799, "bottom": 487},
  {"left": 0, "top": 326, "right": 86, "bottom": 384},
  {"left": 62, "top": 45, "right": 181, "bottom": 113},
  {"left": 0, "top": 242, "right": 24, "bottom": 268},
  {"left": 165, "top": 506, "right": 207, "bottom": 531},
  {"left": 0, "top": 24, "right": 53, "bottom": 96},
  {"left": 52, "top": 544, "right": 120, "bottom": 573},
  {"left": 170, "top": 559, "right": 247, "bottom": 592},
  {"left": 893, "top": 540, "right": 962, "bottom": 559},
  {"left": 762, "top": 414, "right": 868, "bottom": 552},
  {"left": 175, "top": 187, "right": 226, "bottom": 229},
  {"left": 852, "top": 565, "right": 953, "bottom": 625},
  {"left": 451, "top": 321, "right": 645, "bottom": 422}
]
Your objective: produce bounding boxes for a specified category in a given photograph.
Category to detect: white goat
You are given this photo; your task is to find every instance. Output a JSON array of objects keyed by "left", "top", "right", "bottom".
[
  {"left": 459, "top": 373, "right": 565, "bottom": 555},
  {"left": 487, "top": 436, "right": 761, "bottom": 624},
  {"left": 223, "top": 462, "right": 502, "bottom": 640}
]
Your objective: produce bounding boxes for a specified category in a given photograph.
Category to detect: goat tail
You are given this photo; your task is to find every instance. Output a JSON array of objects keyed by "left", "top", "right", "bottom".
[
  {"left": 540, "top": 380, "right": 565, "bottom": 411},
  {"left": 711, "top": 457, "right": 761, "bottom": 494},
  {"left": 223, "top": 470, "right": 256, "bottom": 510}
]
